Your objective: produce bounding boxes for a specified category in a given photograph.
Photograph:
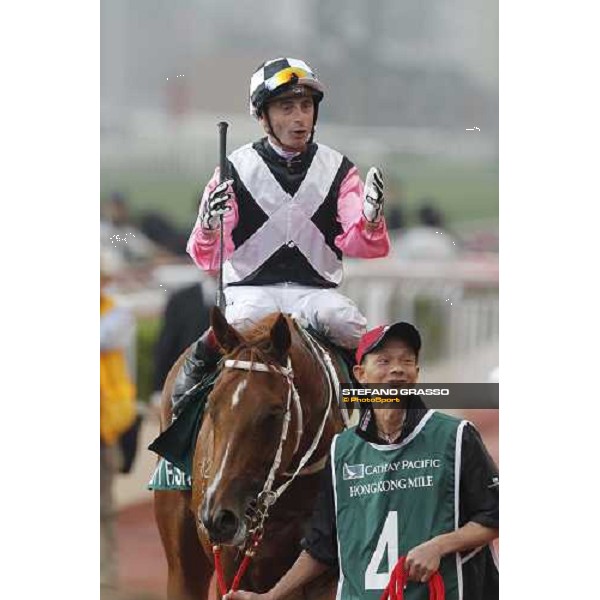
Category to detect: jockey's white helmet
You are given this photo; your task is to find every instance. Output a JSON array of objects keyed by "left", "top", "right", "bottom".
[{"left": 249, "top": 57, "right": 324, "bottom": 119}]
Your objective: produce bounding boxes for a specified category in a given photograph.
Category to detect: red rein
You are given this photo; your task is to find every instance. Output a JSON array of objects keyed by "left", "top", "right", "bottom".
[
  {"left": 380, "top": 556, "right": 445, "bottom": 600},
  {"left": 215, "top": 549, "right": 445, "bottom": 599},
  {"left": 213, "top": 533, "right": 262, "bottom": 595},
  {"left": 213, "top": 546, "right": 228, "bottom": 595}
]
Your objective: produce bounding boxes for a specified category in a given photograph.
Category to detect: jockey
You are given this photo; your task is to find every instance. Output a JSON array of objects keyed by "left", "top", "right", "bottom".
[{"left": 172, "top": 57, "right": 391, "bottom": 414}]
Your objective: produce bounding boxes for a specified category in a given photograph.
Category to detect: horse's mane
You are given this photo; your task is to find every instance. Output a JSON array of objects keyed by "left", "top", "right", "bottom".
[
  {"left": 221, "top": 312, "right": 299, "bottom": 363},
  {"left": 241, "top": 312, "right": 295, "bottom": 344}
]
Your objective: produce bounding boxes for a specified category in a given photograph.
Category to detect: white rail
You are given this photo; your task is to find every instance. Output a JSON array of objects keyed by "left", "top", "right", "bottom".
[
  {"left": 115, "top": 256, "right": 498, "bottom": 370},
  {"left": 342, "top": 257, "right": 498, "bottom": 362}
]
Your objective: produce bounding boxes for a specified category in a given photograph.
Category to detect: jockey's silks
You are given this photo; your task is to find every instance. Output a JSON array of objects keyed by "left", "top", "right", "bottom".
[
  {"left": 187, "top": 138, "right": 391, "bottom": 278},
  {"left": 223, "top": 142, "right": 351, "bottom": 287},
  {"left": 100, "top": 294, "right": 136, "bottom": 445},
  {"left": 331, "top": 411, "right": 467, "bottom": 600}
]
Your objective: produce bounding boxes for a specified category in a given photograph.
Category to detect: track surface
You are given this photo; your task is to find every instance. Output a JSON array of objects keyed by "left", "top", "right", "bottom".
[
  {"left": 116, "top": 501, "right": 219, "bottom": 600},
  {"left": 116, "top": 501, "right": 167, "bottom": 598}
]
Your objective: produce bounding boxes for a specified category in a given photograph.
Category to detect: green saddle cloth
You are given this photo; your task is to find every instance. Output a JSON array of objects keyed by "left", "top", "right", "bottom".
[
  {"left": 147, "top": 371, "right": 218, "bottom": 490},
  {"left": 147, "top": 328, "right": 354, "bottom": 492},
  {"left": 147, "top": 457, "right": 192, "bottom": 490}
]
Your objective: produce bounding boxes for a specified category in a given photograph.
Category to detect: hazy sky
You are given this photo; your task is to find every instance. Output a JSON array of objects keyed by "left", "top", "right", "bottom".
[{"left": 101, "top": 0, "right": 497, "bottom": 130}]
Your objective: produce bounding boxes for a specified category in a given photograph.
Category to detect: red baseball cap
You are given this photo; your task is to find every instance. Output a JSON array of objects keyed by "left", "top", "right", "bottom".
[{"left": 355, "top": 322, "right": 422, "bottom": 364}]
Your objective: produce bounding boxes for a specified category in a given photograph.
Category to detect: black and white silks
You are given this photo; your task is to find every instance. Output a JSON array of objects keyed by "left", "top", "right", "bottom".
[{"left": 223, "top": 142, "right": 351, "bottom": 288}]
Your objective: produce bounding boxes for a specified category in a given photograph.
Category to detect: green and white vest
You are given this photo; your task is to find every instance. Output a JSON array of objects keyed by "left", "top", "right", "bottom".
[{"left": 332, "top": 410, "right": 468, "bottom": 600}]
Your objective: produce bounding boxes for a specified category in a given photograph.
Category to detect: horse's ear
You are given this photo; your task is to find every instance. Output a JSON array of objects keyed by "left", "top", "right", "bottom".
[
  {"left": 269, "top": 313, "right": 291, "bottom": 364},
  {"left": 210, "top": 306, "right": 242, "bottom": 353}
]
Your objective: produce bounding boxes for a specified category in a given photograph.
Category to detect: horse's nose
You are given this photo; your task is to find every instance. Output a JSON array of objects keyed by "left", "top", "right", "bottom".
[
  {"left": 214, "top": 509, "right": 239, "bottom": 541},
  {"left": 202, "top": 505, "right": 240, "bottom": 543}
]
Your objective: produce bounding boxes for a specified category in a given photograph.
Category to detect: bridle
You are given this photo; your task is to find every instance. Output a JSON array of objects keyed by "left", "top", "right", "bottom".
[
  {"left": 223, "top": 356, "right": 331, "bottom": 501},
  {"left": 209, "top": 337, "right": 335, "bottom": 594}
]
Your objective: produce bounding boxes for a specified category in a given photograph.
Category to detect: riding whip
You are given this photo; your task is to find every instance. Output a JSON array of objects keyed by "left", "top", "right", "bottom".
[{"left": 216, "top": 121, "right": 229, "bottom": 310}]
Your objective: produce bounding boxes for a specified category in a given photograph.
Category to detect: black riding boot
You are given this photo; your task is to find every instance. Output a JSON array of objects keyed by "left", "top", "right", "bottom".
[{"left": 171, "top": 329, "right": 220, "bottom": 418}]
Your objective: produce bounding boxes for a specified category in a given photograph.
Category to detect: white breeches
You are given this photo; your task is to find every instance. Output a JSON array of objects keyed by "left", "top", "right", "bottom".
[{"left": 224, "top": 284, "right": 367, "bottom": 349}]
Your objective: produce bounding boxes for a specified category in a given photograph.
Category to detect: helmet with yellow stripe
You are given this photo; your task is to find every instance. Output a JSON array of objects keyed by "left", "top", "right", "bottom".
[{"left": 249, "top": 57, "right": 324, "bottom": 119}]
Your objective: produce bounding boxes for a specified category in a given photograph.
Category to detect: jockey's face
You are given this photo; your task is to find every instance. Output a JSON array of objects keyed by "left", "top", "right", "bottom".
[
  {"left": 261, "top": 92, "right": 314, "bottom": 152},
  {"left": 353, "top": 338, "right": 420, "bottom": 386}
]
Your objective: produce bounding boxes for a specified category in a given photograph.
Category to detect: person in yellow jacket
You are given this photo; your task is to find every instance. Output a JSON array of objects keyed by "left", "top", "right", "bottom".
[{"left": 100, "top": 262, "right": 136, "bottom": 594}]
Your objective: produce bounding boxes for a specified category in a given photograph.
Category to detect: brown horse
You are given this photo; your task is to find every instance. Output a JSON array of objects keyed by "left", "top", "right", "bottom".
[{"left": 154, "top": 307, "right": 351, "bottom": 600}]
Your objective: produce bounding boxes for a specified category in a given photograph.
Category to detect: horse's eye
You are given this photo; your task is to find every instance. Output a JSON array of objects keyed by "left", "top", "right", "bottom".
[{"left": 261, "top": 410, "right": 283, "bottom": 428}]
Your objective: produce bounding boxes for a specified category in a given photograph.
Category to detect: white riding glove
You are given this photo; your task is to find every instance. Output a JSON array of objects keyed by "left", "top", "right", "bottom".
[
  {"left": 200, "top": 180, "right": 234, "bottom": 231},
  {"left": 362, "top": 167, "right": 385, "bottom": 224}
]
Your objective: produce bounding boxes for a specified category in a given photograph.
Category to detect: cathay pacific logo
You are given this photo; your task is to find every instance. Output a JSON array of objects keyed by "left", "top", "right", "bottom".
[{"left": 343, "top": 463, "right": 365, "bottom": 480}]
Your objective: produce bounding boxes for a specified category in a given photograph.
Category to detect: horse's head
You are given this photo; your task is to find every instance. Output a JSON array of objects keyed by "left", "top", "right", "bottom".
[{"left": 197, "top": 307, "right": 299, "bottom": 546}]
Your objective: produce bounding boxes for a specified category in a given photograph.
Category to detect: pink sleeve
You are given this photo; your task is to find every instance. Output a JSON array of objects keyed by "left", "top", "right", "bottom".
[
  {"left": 186, "top": 167, "right": 239, "bottom": 274},
  {"left": 334, "top": 166, "right": 391, "bottom": 258}
]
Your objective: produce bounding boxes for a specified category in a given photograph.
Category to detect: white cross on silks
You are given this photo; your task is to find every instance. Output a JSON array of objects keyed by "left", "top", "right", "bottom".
[{"left": 223, "top": 143, "right": 344, "bottom": 286}]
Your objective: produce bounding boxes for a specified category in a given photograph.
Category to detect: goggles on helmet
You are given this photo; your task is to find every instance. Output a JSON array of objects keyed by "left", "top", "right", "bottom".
[{"left": 249, "top": 58, "right": 324, "bottom": 118}]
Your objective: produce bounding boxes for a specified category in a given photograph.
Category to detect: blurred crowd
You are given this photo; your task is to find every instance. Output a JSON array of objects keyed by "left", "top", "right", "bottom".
[
  {"left": 101, "top": 260, "right": 138, "bottom": 596},
  {"left": 100, "top": 192, "right": 191, "bottom": 270}
]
